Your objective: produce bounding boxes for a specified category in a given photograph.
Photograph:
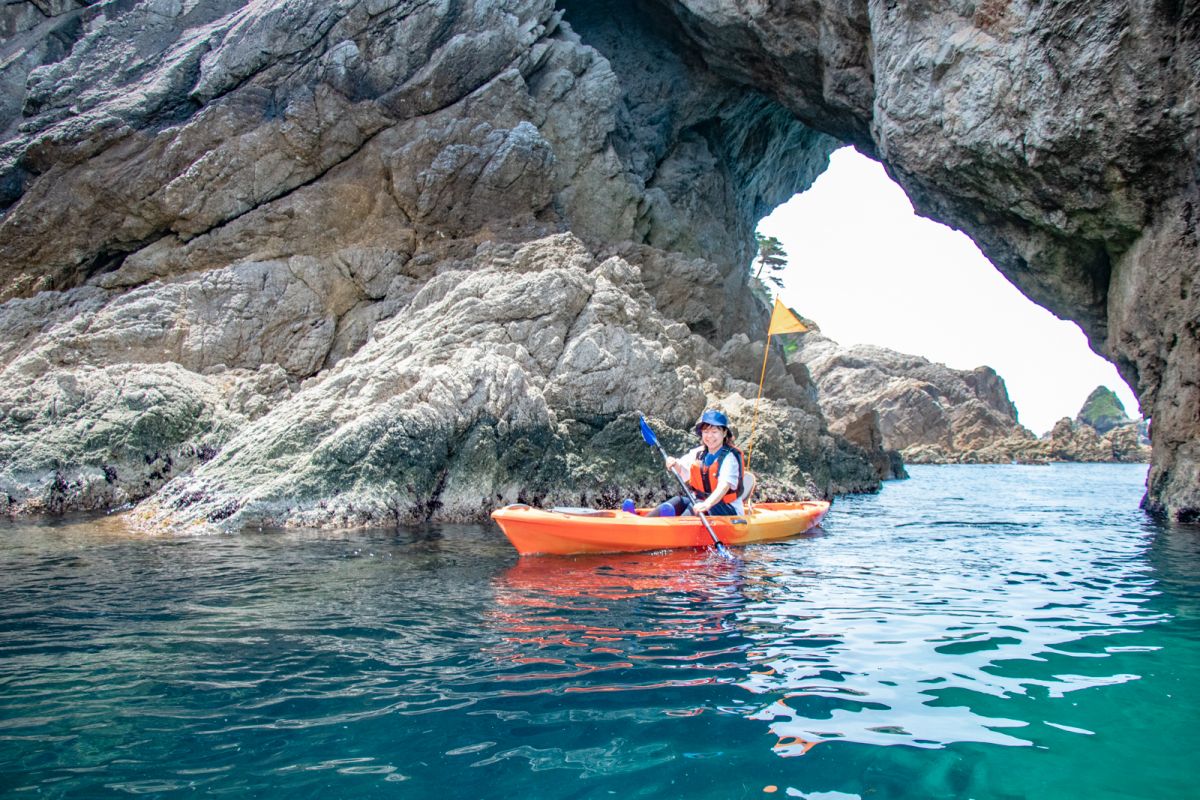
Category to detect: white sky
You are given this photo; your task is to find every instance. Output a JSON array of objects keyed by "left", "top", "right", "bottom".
[{"left": 757, "top": 146, "right": 1139, "bottom": 435}]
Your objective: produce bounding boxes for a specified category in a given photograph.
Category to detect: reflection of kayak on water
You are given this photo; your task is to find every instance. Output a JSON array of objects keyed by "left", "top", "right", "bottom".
[
  {"left": 495, "top": 548, "right": 739, "bottom": 601},
  {"left": 491, "top": 501, "right": 830, "bottom": 556}
]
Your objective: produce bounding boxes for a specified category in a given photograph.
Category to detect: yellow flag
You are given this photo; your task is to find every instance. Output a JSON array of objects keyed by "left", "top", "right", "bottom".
[{"left": 768, "top": 298, "right": 808, "bottom": 335}]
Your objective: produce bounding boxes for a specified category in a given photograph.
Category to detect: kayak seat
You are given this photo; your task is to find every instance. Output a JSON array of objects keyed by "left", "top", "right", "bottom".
[{"left": 740, "top": 471, "right": 757, "bottom": 508}]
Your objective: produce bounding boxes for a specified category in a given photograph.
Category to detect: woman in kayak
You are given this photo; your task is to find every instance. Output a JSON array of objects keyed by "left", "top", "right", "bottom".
[{"left": 647, "top": 409, "right": 745, "bottom": 517}]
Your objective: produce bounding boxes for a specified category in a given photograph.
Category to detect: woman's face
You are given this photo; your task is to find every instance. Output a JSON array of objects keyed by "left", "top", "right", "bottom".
[{"left": 699, "top": 423, "right": 726, "bottom": 452}]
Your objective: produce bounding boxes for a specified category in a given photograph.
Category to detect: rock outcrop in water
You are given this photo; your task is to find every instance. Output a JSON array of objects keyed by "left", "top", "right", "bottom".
[
  {"left": 796, "top": 332, "right": 1152, "bottom": 465},
  {"left": 1039, "top": 384, "right": 1150, "bottom": 463},
  {"left": 901, "top": 417, "right": 1150, "bottom": 465},
  {"left": 794, "top": 328, "right": 1034, "bottom": 462},
  {"left": 0, "top": 0, "right": 1196, "bottom": 524},
  {"left": 1077, "top": 385, "right": 1135, "bottom": 435}
]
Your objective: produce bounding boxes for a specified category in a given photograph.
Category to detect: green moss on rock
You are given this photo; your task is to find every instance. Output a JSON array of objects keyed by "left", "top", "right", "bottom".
[{"left": 1077, "top": 386, "right": 1130, "bottom": 435}]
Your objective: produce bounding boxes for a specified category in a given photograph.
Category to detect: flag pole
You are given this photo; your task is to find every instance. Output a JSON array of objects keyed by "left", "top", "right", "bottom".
[
  {"left": 746, "top": 332, "right": 772, "bottom": 471},
  {"left": 748, "top": 298, "right": 808, "bottom": 472}
]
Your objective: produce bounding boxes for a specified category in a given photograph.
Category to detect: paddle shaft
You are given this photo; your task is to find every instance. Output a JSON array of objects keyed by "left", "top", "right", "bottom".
[{"left": 651, "top": 441, "right": 729, "bottom": 553}]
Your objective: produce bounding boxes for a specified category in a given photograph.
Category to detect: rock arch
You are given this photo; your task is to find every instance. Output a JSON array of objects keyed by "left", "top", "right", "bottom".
[{"left": 0, "top": 0, "right": 1194, "bottom": 524}]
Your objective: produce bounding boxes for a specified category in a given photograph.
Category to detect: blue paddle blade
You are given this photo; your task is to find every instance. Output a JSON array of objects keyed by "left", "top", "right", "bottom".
[{"left": 638, "top": 415, "right": 658, "bottom": 447}]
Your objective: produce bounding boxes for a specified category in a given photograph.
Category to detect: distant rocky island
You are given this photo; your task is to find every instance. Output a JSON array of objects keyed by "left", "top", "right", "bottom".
[
  {"left": 794, "top": 326, "right": 1150, "bottom": 466},
  {"left": 0, "top": 1, "right": 1195, "bottom": 527}
]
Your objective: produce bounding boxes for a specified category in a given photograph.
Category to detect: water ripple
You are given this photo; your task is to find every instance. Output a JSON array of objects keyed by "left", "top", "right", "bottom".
[{"left": 1, "top": 465, "right": 1197, "bottom": 799}]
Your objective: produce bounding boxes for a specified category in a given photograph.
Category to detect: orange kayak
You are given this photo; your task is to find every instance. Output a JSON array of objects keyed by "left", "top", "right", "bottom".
[{"left": 491, "top": 501, "right": 830, "bottom": 556}]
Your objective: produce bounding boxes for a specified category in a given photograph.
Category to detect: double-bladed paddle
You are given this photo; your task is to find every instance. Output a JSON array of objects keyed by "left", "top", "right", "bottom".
[{"left": 638, "top": 415, "right": 735, "bottom": 559}]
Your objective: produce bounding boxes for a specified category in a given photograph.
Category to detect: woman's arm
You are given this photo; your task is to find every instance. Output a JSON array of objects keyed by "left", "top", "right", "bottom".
[{"left": 665, "top": 449, "right": 696, "bottom": 479}]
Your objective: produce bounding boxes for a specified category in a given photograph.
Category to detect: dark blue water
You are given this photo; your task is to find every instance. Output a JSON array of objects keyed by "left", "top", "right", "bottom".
[{"left": 1, "top": 464, "right": 1196, "bottom": 799}]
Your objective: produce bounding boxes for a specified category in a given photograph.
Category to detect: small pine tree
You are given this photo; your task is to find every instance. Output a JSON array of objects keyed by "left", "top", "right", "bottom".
[{"left": 754, "top": 233, "right": 788, "bottom": 290}]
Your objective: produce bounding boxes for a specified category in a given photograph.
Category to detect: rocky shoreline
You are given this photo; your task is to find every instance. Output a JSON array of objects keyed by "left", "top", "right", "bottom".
[
  {"left": 902, "top": 418, "right": 1149, "bottom": 466},
  {"left": 2, "top": 233, "right": 888, "bottom": 528},
  {"left": 794, "top": 327, "right": 1150, "bottom": 467}
]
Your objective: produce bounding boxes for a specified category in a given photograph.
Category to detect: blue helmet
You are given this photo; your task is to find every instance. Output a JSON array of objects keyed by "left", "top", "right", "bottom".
[{"left": 694, "top": 409, "right": 730, "bottom": 436}]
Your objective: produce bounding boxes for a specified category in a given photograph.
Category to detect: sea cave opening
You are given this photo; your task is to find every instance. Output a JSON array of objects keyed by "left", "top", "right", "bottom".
[{"left": 756, "top": 146, "right": 1141, "bottom": 438}]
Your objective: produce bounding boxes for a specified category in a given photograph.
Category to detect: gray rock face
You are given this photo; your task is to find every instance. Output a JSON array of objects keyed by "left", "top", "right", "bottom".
[
  {"left": 119, "top": 234, "right": 875, "bottom": 528},
  {"left": 0, "top": 0, "right": 1196, "bottom": 523},
  {"left": 795, "top": 329, "right": 1035, "bottom": 461},
  {"left": 0, "top": 0, "right": 879, "bottom": 526},
  {"left": 796, "top": 330, "right": 1151, "bottom": 466}
]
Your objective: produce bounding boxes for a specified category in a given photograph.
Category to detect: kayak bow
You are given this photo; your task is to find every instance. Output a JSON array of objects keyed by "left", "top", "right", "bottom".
[{"left": 491, "top": 501, "right": 829, "bottom": 556}]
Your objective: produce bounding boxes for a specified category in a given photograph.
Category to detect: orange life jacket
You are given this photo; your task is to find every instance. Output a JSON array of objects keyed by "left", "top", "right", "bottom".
[{"left": 688, "top": 445, "right": 744, "bottom": 503}]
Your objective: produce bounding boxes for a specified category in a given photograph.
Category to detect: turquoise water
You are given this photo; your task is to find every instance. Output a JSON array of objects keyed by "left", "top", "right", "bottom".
[{"left": 1, "top": 464, "right": 1196, "bottom": 799}]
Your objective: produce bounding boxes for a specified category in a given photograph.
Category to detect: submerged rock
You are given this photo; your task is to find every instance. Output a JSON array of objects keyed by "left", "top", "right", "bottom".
[{"left": 0, "top": 0, "right": 1196, "bottom": 523}]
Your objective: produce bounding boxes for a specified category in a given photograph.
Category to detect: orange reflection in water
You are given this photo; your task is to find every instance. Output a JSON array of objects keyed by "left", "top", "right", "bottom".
[
  {"left": 485, "top": 549, "right": 825, "bottom": 757},
  {"left": 484, "top": 550, "right": 747, "bottom": 699}
]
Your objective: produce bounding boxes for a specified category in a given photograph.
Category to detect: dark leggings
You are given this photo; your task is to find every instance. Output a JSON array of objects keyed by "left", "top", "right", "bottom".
[{"left": 659, "top": 496, "right": 739, "bottom": 516}]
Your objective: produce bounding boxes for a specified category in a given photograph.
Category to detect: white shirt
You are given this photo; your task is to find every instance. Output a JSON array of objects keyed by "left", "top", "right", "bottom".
[{"left": 674, "top": 447, "right": 745, "bottom": 515}]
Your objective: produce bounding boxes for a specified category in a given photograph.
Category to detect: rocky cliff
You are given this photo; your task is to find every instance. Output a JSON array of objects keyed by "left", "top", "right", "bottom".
[
  {"left": 0, "top": 0, "right": 1196, "bottom": 525},
  {"left": 0, "top": 0, "right": 884, "bottom": 527},
  {"left": 794, "top": 328, "right": 1036, "bottom": 461},
  {"left": 798, "top": 330, "right": 1152, "bottom": 465}
]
